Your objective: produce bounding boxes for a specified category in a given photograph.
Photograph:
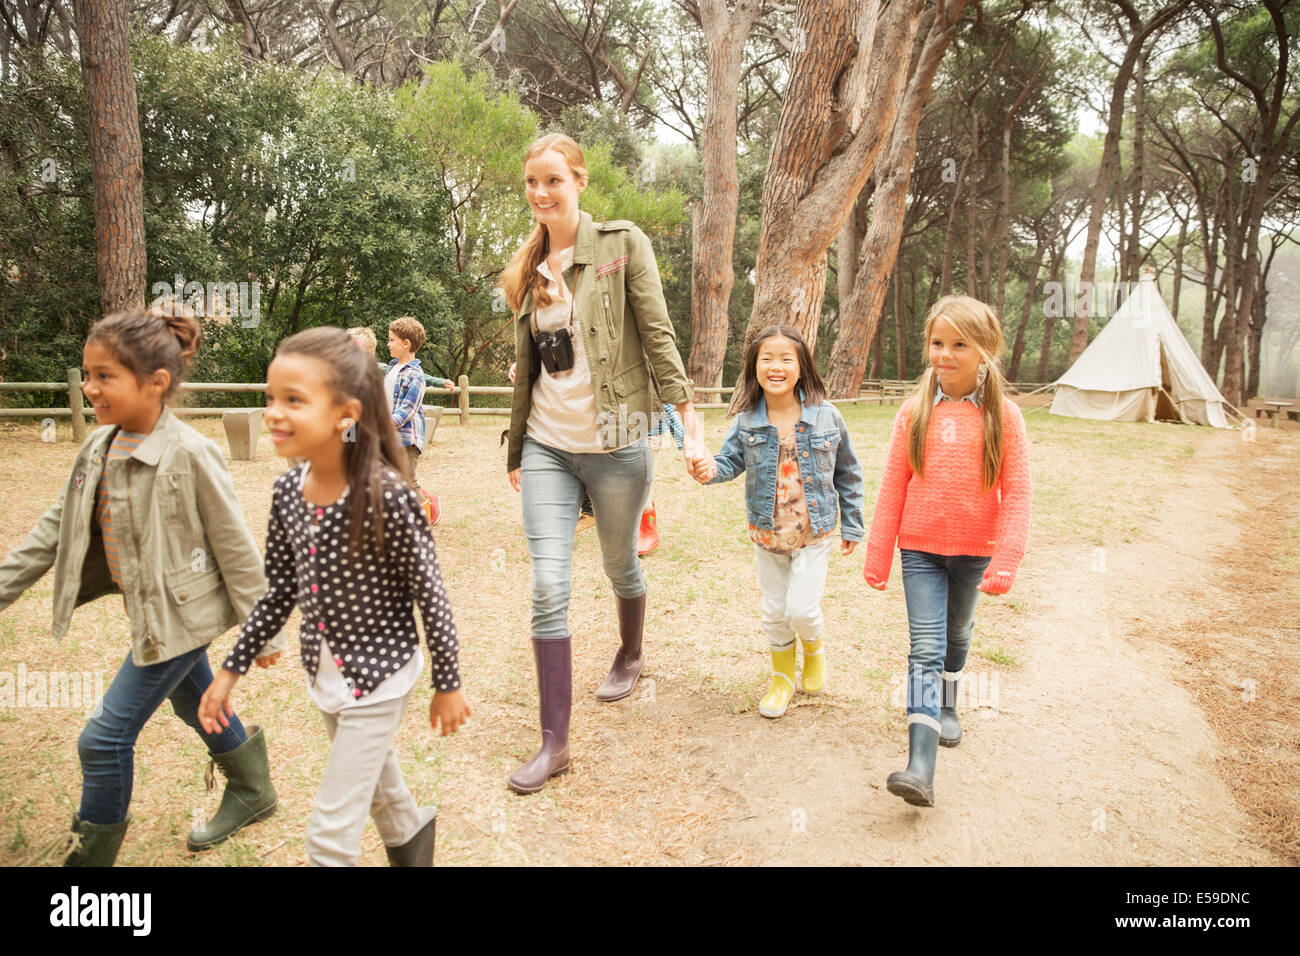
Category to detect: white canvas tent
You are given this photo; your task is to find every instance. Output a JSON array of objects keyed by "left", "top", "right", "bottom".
[{"left": 1050, "top": 274, "right": 1229, "bottom": 427}]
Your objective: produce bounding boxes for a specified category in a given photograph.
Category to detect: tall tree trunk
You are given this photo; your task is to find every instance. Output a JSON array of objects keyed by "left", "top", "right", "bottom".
[
  {"left": 744, "top": 0, "right": 925, "bottom": 354},
  {"left": 74, "top": 0, "right": 146, "bottom": 315},
  {"left": 1199, "top": 185, "right": 1223, "bottom": 369},
  {"left": 870, "top": 308, "right": 885, "bottom": 379},
  {"left": 836, "top": 187, "right": 869, "bottom": 332},
  {"left": 1122, "top": 52, "right": 1147, "bottom": 282},
  {"left": 994, "top": 61, "right": 1043, "bottom": 317},
  {"left": 965, "top": 106, "right": 979, "bottom": 297},
  {"left": 1037, "top": 244, "right": 1063, "bottom": 382},
  {"left": 1170, "top": 212, "right": 1187, "bottom": 324},
  {"left": 1009, "top": 233, "right": 1046, "bottom": 381},
  {"left": 685, "top": 0, "right": 762, "bottom": 388},
  {"left": 894, "top": 265, "right": 907, "bottom": 379},
  {"left": 825, "top": 1, "right": 970, "bottom": 396},
  {"left": 1069, "top": 0, "right": 1188, "bottom": 364},
  {"left": 938, "top": 149, "right": 971, "bottom": 296}
]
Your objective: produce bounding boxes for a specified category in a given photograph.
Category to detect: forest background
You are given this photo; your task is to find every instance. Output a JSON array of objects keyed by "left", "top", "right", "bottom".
[{"left": 1, "top": 0, "right": 1296, "bottom": 406}]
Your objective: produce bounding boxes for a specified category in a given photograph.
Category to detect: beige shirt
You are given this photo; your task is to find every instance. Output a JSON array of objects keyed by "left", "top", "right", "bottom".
[{"left": 525, "top": 246, "right": 608, "bottom": 454}]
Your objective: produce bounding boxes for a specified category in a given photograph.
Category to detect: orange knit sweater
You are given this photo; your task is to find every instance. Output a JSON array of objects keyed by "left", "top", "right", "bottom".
[{"left": 863, "top": 398, "right": 1032, "bottom": 589}]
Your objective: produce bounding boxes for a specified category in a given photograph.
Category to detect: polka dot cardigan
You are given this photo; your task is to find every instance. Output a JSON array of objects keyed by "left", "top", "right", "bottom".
[{"left": 223, "top": 465, "right": 461, "bottom": 697}]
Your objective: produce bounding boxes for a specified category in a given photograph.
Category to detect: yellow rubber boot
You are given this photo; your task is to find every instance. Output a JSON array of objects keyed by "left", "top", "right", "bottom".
[
  {"left": 759, "top": 646, "right": 797, "bottom": 718},
  {"left": 801, "top": 636, "right": 826, "bottom": 695}
]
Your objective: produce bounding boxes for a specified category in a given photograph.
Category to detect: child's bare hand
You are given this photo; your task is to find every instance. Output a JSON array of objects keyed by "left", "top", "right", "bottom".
[
  {"left": 840, "top": 540, "right": 858, "bottom": 556},
  {"left": 254, "top": 651, "right": 281, "bottom": 669},
  {"left": 430, "top": 689, "right": 471, "bottom": 736},
  {"left": 198, "top": 668, "right": 240, "bottom": 734}
]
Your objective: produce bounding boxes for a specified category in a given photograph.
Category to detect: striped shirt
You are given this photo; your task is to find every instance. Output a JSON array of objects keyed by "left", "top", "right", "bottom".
[{"left": 94, "top": 429, "right": 146, "bottom": 589}]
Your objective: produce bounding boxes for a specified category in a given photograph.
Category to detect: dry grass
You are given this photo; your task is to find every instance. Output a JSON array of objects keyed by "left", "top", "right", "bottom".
[
  {"left": 0, "top": 405, "right": 1291, "bottom": 865},
  {"left": 1152, "top": 444, "right": 1300, "bottom": 864}
]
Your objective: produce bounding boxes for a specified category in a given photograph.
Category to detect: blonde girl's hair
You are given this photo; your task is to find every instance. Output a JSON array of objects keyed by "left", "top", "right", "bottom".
[
  {"left": 348, "top": 326, "right": 377, "bottom": 353},
  {"left": 499, "top": 133, "right": 589, "bottom": 314},
  {"left": 907, "top": 295, "right": 1007, "bottom": 491}
]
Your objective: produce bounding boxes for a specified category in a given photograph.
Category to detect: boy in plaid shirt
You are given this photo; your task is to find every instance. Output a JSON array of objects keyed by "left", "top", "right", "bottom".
[{"left": 384, "top": 317, "right": 435, "bottom": 489}]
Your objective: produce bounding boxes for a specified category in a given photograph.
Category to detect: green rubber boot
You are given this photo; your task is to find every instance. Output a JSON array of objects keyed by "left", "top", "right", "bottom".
[
  {"left": 64, "top": 813, "right": 130, "bottom": 867},
  {"left": 187, "top": 724, "right": 277, "bottom": 851}
]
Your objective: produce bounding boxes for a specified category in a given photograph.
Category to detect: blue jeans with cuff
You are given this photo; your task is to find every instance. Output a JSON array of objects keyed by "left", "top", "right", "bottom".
[
  {"left": 521, "top": 435, "right": 652, "bottom": 640},
  {"left": 898, "top": 549, "right": 991, "bottom": 730},
  {"left": 77, "top": 645, "right": 246, "bottom": 825}
]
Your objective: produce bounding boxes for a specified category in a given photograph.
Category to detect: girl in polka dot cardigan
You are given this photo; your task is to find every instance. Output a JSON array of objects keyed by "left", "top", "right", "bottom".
[{"left": 199, "top": 327, "right": 471, "bottom": 866}]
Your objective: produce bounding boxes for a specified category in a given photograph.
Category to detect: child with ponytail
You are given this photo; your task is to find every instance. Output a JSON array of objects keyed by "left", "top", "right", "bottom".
[
  {"left": 0, "top": 303, "right": 281, "bottom": 865},
  {"left": 199, "top": 326, "right": 469, "bottom": 866}
]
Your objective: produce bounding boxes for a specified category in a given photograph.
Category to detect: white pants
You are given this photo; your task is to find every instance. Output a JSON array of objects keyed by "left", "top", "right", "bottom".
[
  {"left": 753, "top": 536, "right": 833, "bottom": 651},
  {"left": 306, "top": 690, "right": 424, "bottom": 866}
]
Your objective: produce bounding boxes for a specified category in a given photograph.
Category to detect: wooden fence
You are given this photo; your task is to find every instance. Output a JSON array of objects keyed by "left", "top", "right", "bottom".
[{"left": 0, "top": 370, "right": 1055, "bottom": 443}]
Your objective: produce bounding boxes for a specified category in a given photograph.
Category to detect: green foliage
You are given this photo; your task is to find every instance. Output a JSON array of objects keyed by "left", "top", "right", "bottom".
[{"left": 395, "top": 59, "right": 686, "bottom": 380}]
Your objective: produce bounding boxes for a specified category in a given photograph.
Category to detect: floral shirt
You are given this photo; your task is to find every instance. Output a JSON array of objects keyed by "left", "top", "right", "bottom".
[{"left": 748, "top": 433, "right": 831, "bottom": 555}]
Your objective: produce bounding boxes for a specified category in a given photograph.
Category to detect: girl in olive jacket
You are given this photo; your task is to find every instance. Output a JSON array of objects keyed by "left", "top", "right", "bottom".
[{"left": 0, "top": 306, "right": 281, "bottom": 866}]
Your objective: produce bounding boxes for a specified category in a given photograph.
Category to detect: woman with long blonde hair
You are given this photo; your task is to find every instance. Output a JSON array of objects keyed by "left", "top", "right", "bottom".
[
  {"left": 862, "top": 295, "right": 1032, "bottom": 807},
  {"left": 499, "top": 133, "right": 710, "bottom": 795}
]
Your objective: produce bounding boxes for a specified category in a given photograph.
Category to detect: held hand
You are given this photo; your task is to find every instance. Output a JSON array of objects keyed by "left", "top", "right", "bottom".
[
  {"left": 840, "top": 539, "right": 858, "bottom": 556},
  {"left": 430, "top": 689, "right": 472, "bottom": 737},
  {"left": 682, "top": 436, "right": 712, "bottom": 481},
  {"left": 198, "top": 668, "right": 240, "bottom": 734},
  {"left": 692, "top": 458, "right": 716, "bottom": 484},
  {"left": 508, "top": 468, "right": 521, "bottom": 492},
  {"left": 979, "top": 570, "right": 1013, "bottom": 595},
  {"left": 444, "top": 381, "right": 455, "bottom": 391},
  {"left": 254, "top": 651, "right": 281, "bottom": 669}
]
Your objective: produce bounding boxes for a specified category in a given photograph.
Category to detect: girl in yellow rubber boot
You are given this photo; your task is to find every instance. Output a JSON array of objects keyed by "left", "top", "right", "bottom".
[{"left": 694, "top": 326, "right": 864, "bottom": 717}]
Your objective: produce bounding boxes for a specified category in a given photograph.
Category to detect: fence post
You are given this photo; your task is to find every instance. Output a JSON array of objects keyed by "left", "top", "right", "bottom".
[
  {"left": 67, "top": 368, "right": 86, "bottom": 443},
  {"left": 458, "top": 375, "right": 469, "bottom": 425}
]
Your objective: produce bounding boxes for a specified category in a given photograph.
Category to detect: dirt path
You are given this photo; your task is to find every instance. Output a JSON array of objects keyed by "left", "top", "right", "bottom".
[
  {"left": 683, "top": 429, "right": 1290, "bottom": 865},
  {"left": 2, "top": 415, "right": 1293, "bottom": 866}
]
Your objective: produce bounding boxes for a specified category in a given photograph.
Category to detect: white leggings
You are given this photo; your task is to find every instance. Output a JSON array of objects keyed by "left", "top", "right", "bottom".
[
  {"left": 306, "top": 691, "right": 424, "bottom": 866},
  {"left": 753, "top": 536, "right": 833, "bottom": 651}
]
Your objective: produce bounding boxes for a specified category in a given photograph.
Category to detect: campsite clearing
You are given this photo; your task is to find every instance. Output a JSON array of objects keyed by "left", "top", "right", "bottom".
[{"left": 0, "top": 406, "right": 1295, "bottom": 865}]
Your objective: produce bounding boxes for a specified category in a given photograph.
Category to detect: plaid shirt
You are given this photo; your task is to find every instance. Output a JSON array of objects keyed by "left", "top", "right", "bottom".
[
  {"left": 651, "top": 403, "right": 685, "bottom": 449},
  {"left": 386, "top": 359, "right": 427, "bottom": 452}
]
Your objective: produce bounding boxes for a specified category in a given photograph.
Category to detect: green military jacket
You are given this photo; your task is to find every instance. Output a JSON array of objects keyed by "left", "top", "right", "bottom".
[
  {"left": 506, "top": 211, "right": 694, "bottom": 471},
  {"left": 0, "top": 406, "right": 282, "bottom": 665}
]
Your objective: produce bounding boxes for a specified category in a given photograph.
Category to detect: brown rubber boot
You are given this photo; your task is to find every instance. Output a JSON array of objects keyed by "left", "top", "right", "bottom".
[
  {"left": 507, "top": 638, "right": 572, "bottom": 795},
  {"left": 595, "top": 593, "right": 645, "bottom": 702}
]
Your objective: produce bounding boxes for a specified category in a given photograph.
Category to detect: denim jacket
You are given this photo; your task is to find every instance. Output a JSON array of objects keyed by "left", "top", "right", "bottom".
[{"left": 709, "top": 396, "right": 865, "bottom": 541}]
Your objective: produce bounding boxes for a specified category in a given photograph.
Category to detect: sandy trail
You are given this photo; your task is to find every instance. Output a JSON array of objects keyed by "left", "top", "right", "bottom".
[{"left": 672, "top": 430, "right": 1288, "bottom": 866}]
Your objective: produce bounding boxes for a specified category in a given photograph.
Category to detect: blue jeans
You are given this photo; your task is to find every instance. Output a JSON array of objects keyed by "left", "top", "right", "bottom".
[
  {"left": 521, "top": 436, "right": 652, "bottom": 639},
  {"left": 78, "top": 645, "right": 246, "bottom": 825},
  {"left": 899, "top": 550, "right": 991, "bottom": 727}
]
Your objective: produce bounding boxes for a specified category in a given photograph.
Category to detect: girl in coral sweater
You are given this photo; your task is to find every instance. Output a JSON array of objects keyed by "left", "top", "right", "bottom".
[{"left": 863, "top": 296, "right": 1031, "bottom": 808}]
